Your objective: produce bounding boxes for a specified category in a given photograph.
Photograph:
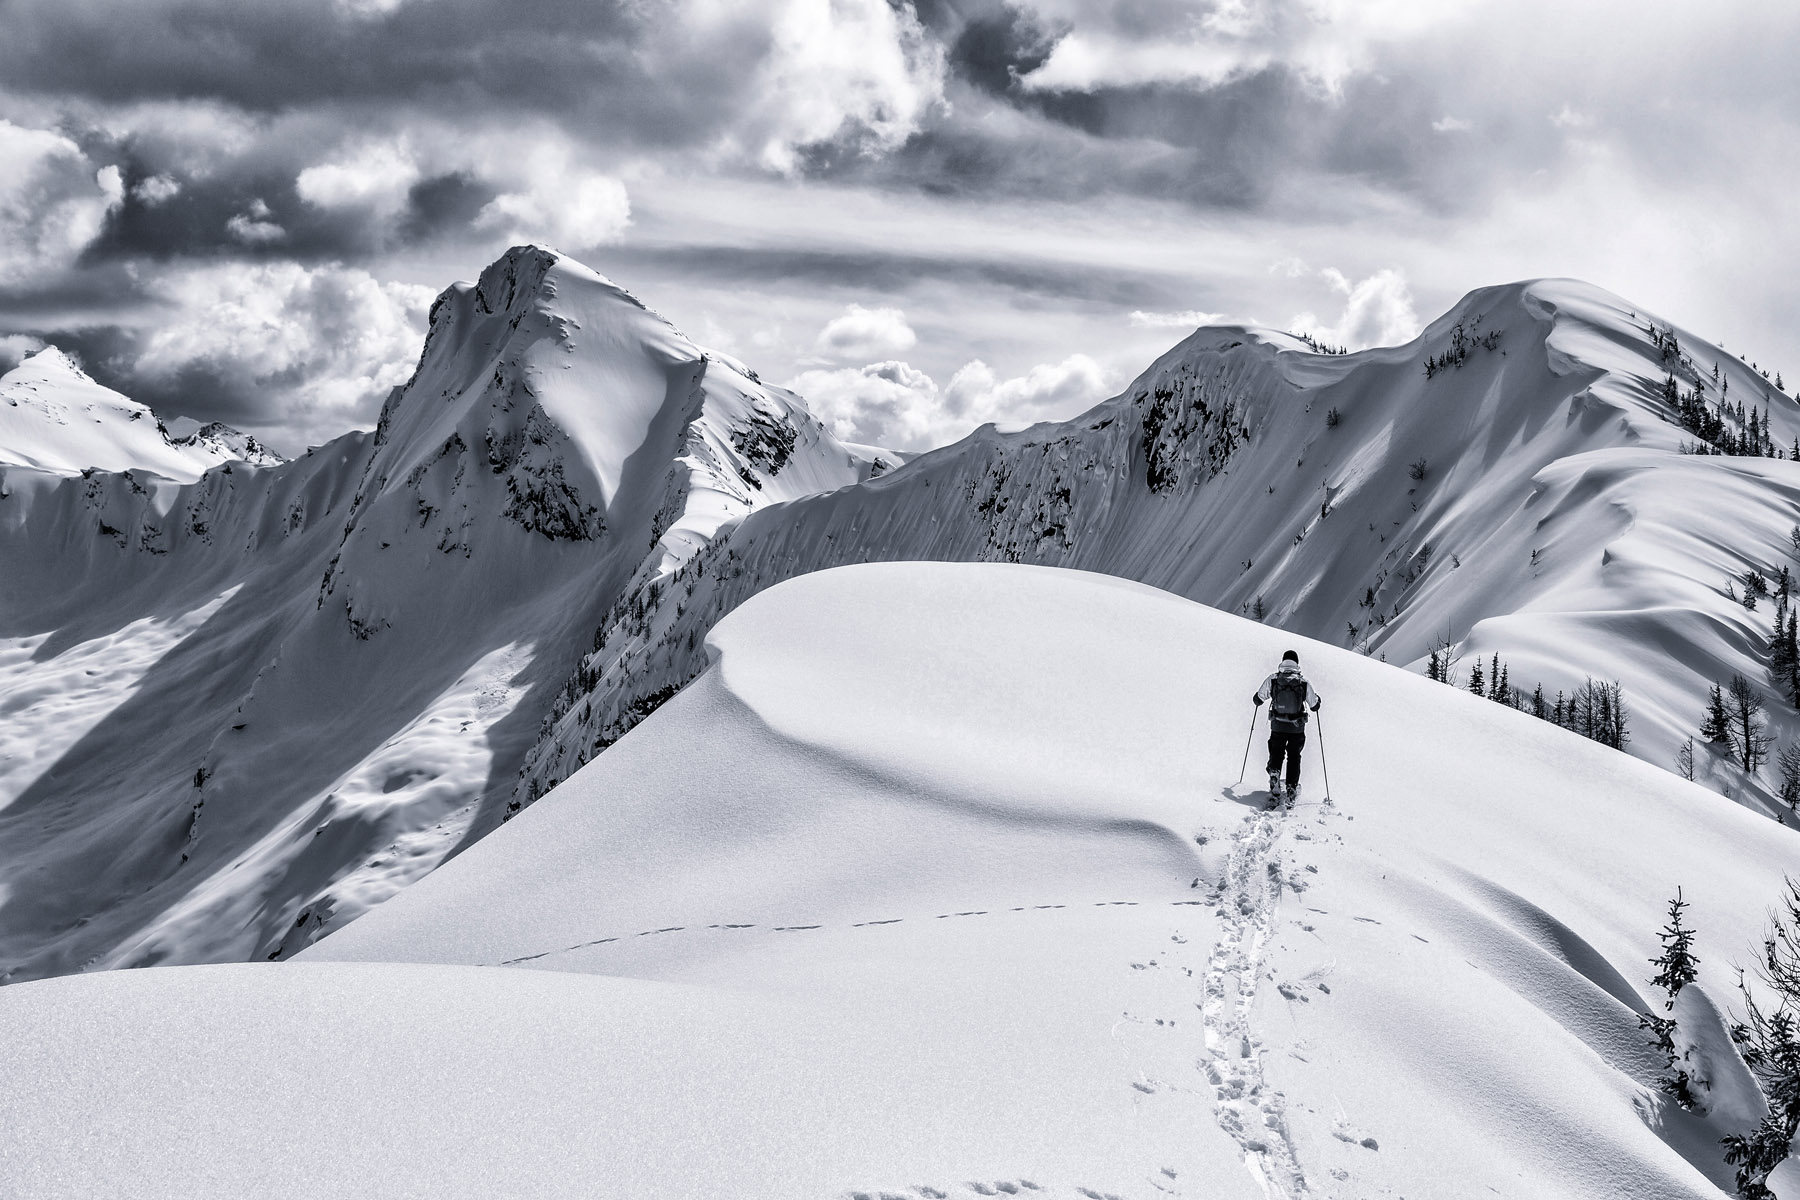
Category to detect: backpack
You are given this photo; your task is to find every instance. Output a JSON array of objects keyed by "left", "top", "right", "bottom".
[{"left": 1270, "top": 671, "right": 1309, "bottom": 728}]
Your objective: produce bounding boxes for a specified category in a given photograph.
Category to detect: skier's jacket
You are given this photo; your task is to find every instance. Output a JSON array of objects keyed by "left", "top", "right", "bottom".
[{"left": 1255, "top": 664, "right": 1320, "bottom": 733}]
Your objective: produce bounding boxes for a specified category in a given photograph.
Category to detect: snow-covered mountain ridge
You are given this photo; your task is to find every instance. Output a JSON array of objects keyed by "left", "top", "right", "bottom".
[
  {"left": 5, "top": 250, "right": 1799, "bottom": 987},
  {"left": 0, "top": 347, "right": 278, "bottom": 480},
  {"left": 0, "top": 245, "right": 882, "bottom": 983},
  {"left": 8, "top": 562, "right": 1795, "bottom": 1197},
  {"left": 518, "top": 277, "right": 1800, "bottom": 818}
]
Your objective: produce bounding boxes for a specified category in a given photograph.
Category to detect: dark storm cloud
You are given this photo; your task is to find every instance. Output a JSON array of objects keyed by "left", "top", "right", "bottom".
[
  {"left": 0, "top": 320, "right": 259, "bottom": 428},
  {"left": 806, "top": 67, "right": 1311, "bottom": 210},
  {"left": 0, "top": 266, "right": 150, "bottom": 320},
  {"left": 399, "top": 173, "right": 495, "bottom": 243},
  {"left": 0, "top": 0, "right": 751, "bottom": 150},
  {"left": 946, "top": 3, "right": 1064, "bottom": 96},
  {"left": 600, "top": 241, "right": 1193, "bottom": 311},
  {"left": 76, "top": 158, "right": 501, "bottom": 265}
]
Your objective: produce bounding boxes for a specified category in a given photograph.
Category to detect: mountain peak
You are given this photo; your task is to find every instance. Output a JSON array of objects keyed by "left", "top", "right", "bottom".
[
  {"left": 20, "top": 345, "right": 94, "bottom": 383},
  {"left": 0, "top": 346, "right": 262, "bottom": 480}
]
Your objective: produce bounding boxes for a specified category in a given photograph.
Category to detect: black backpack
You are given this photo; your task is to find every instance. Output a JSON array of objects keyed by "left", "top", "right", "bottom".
[{"left": 1270, "top": 672, "right": 1309, "bottom": 729}]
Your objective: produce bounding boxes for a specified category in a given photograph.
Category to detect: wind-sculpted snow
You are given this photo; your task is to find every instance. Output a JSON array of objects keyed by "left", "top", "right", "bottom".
[
  {"left": 280, "top": 562, "right": 1795, "bottom": 1197},
  {"left": 518, "top": 277, "right": 1800, "bottom": 819},
  {"left": 0, "top": 245, "right": 873, "bottom": 982}
]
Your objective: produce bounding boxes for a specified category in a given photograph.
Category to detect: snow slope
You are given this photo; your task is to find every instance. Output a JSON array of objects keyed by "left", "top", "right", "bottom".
[
  {"left": 0, "top": 246, "right": 879, "bottom": 983},
  {"left": 518, "top": 279, "right": 1800, "bottom": 818},
  {"left": 6, "top": 562, "right": 1794, "bottom": 1198},
  {"left": 0, "top": 348, "right": 276, "bottom": 480},
  {"left": 7, "top": 256, "right": 1797, "bottom": 994}
]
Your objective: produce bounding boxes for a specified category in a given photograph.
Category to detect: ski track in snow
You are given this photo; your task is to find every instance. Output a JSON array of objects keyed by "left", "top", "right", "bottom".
[
  {"left": 1200, "top": 808, "right": 1307, "bottom": 1198},
  {"left": 489, "top": 898, "right": 1206, "bottom": 965}
]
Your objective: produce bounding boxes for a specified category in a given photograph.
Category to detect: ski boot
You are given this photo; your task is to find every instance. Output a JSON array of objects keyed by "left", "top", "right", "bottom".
[
  {"left": 1284, "top": 783, "right": 1301, "bottom": 810},
  {"left": 1267, "top": 771, "right": 1283, "bottom": 809}
]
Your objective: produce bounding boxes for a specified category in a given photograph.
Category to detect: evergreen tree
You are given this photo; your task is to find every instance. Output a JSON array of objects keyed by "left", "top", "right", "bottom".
[
  {"left": 1774, "top": 607, "right": 1799, "bottom": 705},
  {"left": 1468, "top": 657, "right": 1485, "bottom": 696},
  {"left": 1781, "top": 743, "right": 1800, "bottom": 811},
  {"left": 1495, "top": 661, "right": 1511, "bottom": 705},
  {"left": 1532, "top": 682, "right": 1547, "bottom": 719},
  {"left": 1426, "top": 650, "right": 1442, "bottom": 683},
  {"left": 1786, "top": 611, "right": 1800, "bottom": 706},
  {"left": 1703, "top": 682, "right": 1732, "bottom": 744},
  {"left": 1730, "top": 673, "right": 1773, "bottom": 774},
  {"left": 1638, "top": 888, "right": 1703, "bottom": 1111},
  {"left": 1723, "top": 880, "right": 1800, "bottom": 1200}
]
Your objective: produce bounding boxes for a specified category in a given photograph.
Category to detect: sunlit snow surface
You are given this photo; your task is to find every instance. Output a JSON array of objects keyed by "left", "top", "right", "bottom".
[
  {"left": 0, "top": 349, "right": 268, "bottom": 480},
  {"left": 6, "top": 563, "right": 1795, "bottom": 1198},
  {"left": 0, "top": 586, "right": 238, "bottom": 811}
]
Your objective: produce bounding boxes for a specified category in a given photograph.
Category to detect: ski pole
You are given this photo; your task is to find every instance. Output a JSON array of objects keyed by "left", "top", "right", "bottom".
[
  {"left": 1235, "top": 706, "right": 1259, "bottom": 785},
  {"left": 1316, "top": 710, "right": 1333, "bottom": 803}
]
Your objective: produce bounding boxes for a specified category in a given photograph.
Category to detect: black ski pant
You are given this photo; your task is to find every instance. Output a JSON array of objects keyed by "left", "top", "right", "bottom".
[{"left": 1266, "top": 728, "right": 1305, "bottom": 789}]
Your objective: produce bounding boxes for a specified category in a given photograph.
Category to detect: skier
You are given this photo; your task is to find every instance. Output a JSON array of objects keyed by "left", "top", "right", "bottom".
[{"left": 1252, "top": 650, "right": 1322, "bottom": 808}]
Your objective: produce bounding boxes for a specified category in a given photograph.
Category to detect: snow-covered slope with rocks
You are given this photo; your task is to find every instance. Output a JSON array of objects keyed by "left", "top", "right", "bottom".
[
  {"left": 7, "top": 562, "right": 1794, "bottom": 1198},
  {"left": 517, "top": 278, "right": 1800, "bottom": 819},
  {"left": 0, "top": 245, "right": 879, "bottom": 983},
  {"left": 8, "top": 254, "right": 1799, "bottom": 990},
  {"left": 0, "top": 348, "right": 277, "bottom": 480}
]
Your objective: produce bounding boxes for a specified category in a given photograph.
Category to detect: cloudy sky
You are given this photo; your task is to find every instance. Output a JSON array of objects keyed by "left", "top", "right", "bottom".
[{"left": 2, "top": 0, "right": 1797, "bottom": 454}]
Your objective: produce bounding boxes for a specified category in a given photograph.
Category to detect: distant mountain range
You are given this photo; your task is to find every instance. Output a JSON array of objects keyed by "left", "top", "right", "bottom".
[{"left": 4, "top": 244, "right": 1798, "bottom": 983}]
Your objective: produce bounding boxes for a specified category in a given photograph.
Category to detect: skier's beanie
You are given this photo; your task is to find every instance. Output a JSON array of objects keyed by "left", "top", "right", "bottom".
[{"left": 1282, "top": 650, "right": 1299, "bottom": 663}]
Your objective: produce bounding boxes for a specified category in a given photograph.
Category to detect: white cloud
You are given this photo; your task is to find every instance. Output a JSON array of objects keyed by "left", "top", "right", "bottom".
[
  {"left": 1268, "top": 256, "right": 1309, "bottom": 277},
  {"left": 1019, "top": 0, "right": 1483, "bottom": 95},
  {"left": 787, "top": 352, "right": 1110, "bottom": 450},
  {"left": 1432, "top": 116, "right": 1472, "bottom": 133},
  {"left": 474, "top": 142, "right": 629, "bottom": 249},
  {"left": 296, "top": 139, "right": 420, "bottom": 217},
  {"left": 943, "top": 354, "right": 1110, "bottom": 424},
  {"left": 787, "top": 359, "right": 941, "bottom": 447},
  {"left": 739, "top": 0, "right": 947, "bottom": 173},
  {"left": 0, "top": 333, "right": 48, "bottom": 374},
  {"left": 1289, "top": 267, "right": 1420, "bottom": 350},
  {"left": 1129, "top": 309, "right": 1228, "bottom": 329},
  {"left": 0, "top": 120, "right": 123, "bottom": 283},
  {"left": 132, "top": 174, "right": 182, "bottom": 206},
  {"left": 226, "top": 198, "right": 284, "bottom": 244},
  {"left": 1550, "top": 103, "right": 1592, "bottom": 130},
  {"left": 333, "top": 0, "right": 408, "bottom": 16},
  {"left": 815, "top": 303, "right": 916, "bottom": 359},
  {"left": 133, "top": 262, "right": 435, "bottom": 442}
]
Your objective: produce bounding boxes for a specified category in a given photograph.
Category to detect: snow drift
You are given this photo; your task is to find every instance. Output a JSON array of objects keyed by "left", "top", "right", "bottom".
[{"left": 4, "top": 562, "right": 1795, "bottom": 1198}]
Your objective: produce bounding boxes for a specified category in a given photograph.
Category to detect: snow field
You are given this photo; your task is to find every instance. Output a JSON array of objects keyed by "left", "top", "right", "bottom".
[{"left": 309, "top": 562, "right": 1800, "bottom": 1197}]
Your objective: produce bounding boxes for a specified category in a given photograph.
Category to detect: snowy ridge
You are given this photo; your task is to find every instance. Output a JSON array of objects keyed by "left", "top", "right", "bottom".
[
  {"left": 0, "top": 246, "right": 876, "bottom": 983},
  {"left": 9, "top": 560, "right": 1763, "bottom": 1198},
  {"left": 0, "top": 348, "right": 276, "bottom": 480},
  {"left": 516, "top": 278, "right": 1800, "bottom": 816},
  {"left": 7, "top": 253, "right": 1800, "bottom": 990}
]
